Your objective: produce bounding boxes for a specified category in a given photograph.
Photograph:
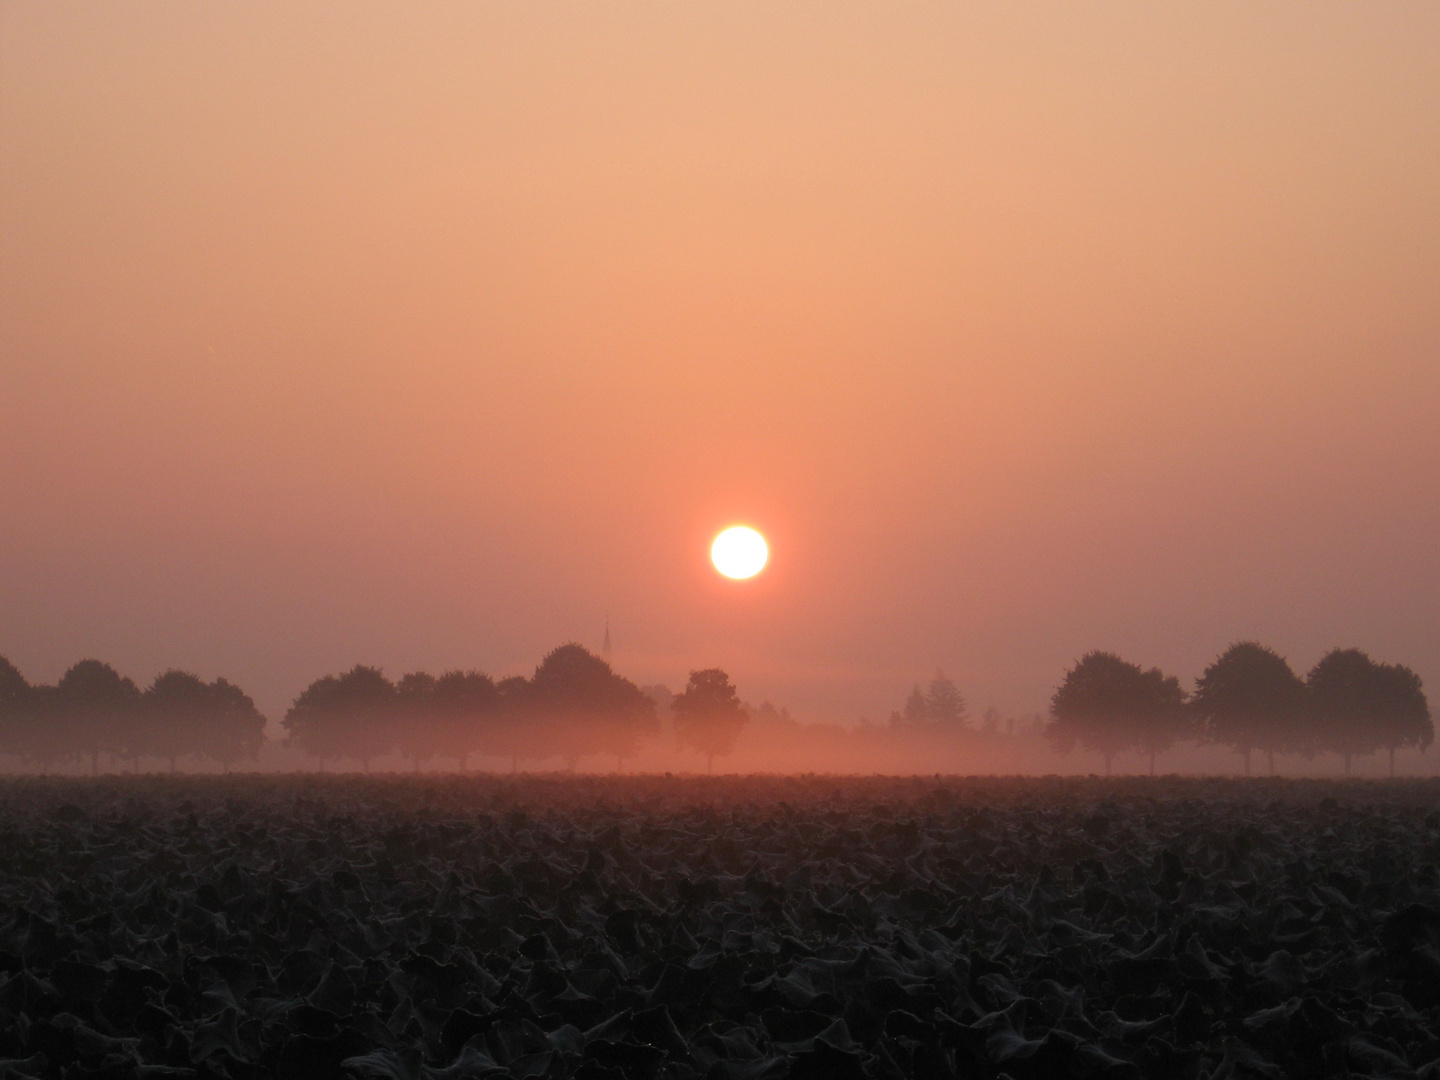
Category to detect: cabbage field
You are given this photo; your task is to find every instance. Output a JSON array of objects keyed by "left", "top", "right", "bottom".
[{"left": 1, "top": 774, "right": 1438, "bottom": 1079}]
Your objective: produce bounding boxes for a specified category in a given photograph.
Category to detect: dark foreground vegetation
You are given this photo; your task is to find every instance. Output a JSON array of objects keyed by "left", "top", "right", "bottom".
[{"left": 2, "top": 775, "right": 1440, "bottom": 1079}]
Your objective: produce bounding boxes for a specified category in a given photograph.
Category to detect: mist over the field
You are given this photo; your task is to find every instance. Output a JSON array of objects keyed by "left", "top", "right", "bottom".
[{"left": 0, "top": 642, "right": 1430, "bottom": 780}]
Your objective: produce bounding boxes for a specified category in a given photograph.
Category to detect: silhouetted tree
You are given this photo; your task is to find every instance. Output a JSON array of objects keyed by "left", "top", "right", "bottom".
[
  {"left": 891, "top": 685, "right": 929, "bottom": 728},
  {"left": 926, "top": 671, "right": 969, "bottom": 729},
  {"left": 395, "top": 672, "right": 439, "bottom": 772},
  {"left": 489, "top": 675, "right": 534, "bottom": 771},
  {"left": 1047, "top": 651, "right": 1188, "bottom": 775},
  {"left": 890, "top": 671, "right": 970, "bottom": 731},
  {"left": 201, "top": 678, "right": 267, "bottom": 769},
  {"left": 0, "top": 657, "right": 32, "bottom": 764},
  {"left": 1307, "top": 649, "right": 1431, "bottom": 775},
  {"left": 1192, "top": 642, "right": 1308, "bottom": 775},
  {"left": 1372, "top": 661, "right": 1432, "bottom": 776},
  {"left": 0, "top": 657, "right": 27, "bottom": 714},
  {"left": 528, "top": 644, "right": 657, "bottom": 769},
  {"left": 16, "top": 685, "right": 65, "bottom": 771},
  {"left": 673, "top": 668, "right": 749, "bottom": 773},
  {"left": 430, "top": 670, "right": 499, "bottom": 770},
  {"left": 141, "top": 670, "right": 266, "bottom": 772},
  {"left": 284, "top": 665, "right": 397, "bottom": 770},
  {"left": 141, "top": 671, "right": 210, "bottom": 771},
  {"left": 56, "top": 660, "right": 141, "bottom": 775}
]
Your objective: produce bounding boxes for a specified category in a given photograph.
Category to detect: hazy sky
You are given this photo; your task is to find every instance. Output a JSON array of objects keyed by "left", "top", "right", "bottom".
[{"left": 2, "top": 3, "right": 1438, "bottom": 727}]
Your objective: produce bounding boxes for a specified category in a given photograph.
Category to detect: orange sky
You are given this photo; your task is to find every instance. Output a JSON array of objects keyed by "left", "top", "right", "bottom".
[{"left": 2, "top": 3, "right": 1438, "bottom": 727}]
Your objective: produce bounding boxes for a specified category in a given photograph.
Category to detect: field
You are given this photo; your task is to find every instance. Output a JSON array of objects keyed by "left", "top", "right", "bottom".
[{"left": 1, "top": 775, "right": 1439, "bottom": 1080}]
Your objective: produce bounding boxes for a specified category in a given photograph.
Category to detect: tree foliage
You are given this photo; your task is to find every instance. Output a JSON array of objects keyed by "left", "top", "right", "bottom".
[
  {"left": 528, "top": 644, "right": 658, "bottom": 767},
  {"left": 673, "top": 668, "right": 749, "bottom": 772},
  {"left": 0, "top": 658, "right": 36, "bottom": 765},
  {"left": 1047, "top": 651, "right": 1188, "bottom": 773},
  {"left": 1307, "top": 649, "right": 1431, "bottom": 774},
  {"left": 0, "top": 656, "right": 266, "bottom": 771},
  {"left": 429, "top": 670, "right": 499, "bottom": 768},
  {"left": 284, "top": 665, "right": 398, "bottom": 769},
  {"left": 1, "top": 639, "right": 1426, "bottom": 776},
  {"left": 1192, "top": 642, "right": 1308, "bottom": 774},
  {"left": 279, "top": 646, "right": 658, "bottom": 771},
  {"left": 890, "top": 671, "right": 969, "bottom": 730},
  {"left": 141, "top": 671, "right": 266, "bottom": 770},
  {"left": 56, "top": 660, "right": 142, "bottom": 773}
]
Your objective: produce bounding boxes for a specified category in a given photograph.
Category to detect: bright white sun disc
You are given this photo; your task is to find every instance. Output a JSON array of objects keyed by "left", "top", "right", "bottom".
[{"left": 711, "top": 526, "right": 768, "bottom": 579}]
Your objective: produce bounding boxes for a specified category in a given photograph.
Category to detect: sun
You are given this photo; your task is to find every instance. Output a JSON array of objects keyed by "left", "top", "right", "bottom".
[{"left": 711, "top": 526, "right": 768, "bottom": 579}]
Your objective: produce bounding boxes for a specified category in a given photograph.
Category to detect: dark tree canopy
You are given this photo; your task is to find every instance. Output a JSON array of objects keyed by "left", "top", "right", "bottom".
[
  {"left": 0, "top": 656, "right": 28, "bottom": 715},
  {"left": 0, "top": 657, "right": 34, "bottom": 766},
  {"left": 141, "top": 671, "right": 211, "bottom": 768},
  {"left": 673, "top": 668, "right": 749, "bottom": 772},
  {"left": 141, "top": 671, "right": 267, "bottom": 771},
  {"left": 389, "top": 670, "right": 501, "bottom": 769},
  {"left": 202, "top": 678, "right": 268, "bottom": 767},
  {"left": 1192, "top": 642, "right": 1308, "bottom": 774},
  {"left": 528, "top": 644, "right": 658, "bottom": 767},
  {"left": 1308, "top": 648, "right": 1432, "bottom": 774},
  {"left": 394, "top": 672, "right": 440, "bottom": 770},
  {"left": 284, "top": 665, "right": 398, "bottom": 769},
  {"left": 56, "top": 660, "right": 142, "bottom": 773},
  {"left": 1371, "top": 662, "right": 1432, "bottom": 757},
  {"left": 1047, "top": 651, "right": 1188, "bottom": 774},
  {"left": 488, "top": 675, "right": 537, "bottom": 770},
  {"left": 431, "top": 670, "right": 499, "bottom": 766}
]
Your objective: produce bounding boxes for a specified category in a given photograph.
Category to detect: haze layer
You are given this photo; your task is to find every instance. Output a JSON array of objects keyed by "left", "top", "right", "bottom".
[{"left": 1, "top": 4, "right": 1437, "bottom": 721}]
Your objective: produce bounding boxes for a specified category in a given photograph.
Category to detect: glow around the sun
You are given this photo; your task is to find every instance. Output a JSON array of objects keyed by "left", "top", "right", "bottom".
[{"left": 711, "top": 526, "right": 768, "bottom": 579}]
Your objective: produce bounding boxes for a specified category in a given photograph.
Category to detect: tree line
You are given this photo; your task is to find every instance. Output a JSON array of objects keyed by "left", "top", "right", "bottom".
[
  {"left": 1047, "top": 643, "right": 1432, "bottom": 775},
  {"left": 889, "top": 671, "right": 969, "bottom": 730},
  {"left": 0, "top": 642, "right": 1429, "bottom": 775},
  {"left": 0, "top": 657, "right": 265, "bottom": 772},
  {"left": 0, "top": 645, "right": 753, "bottom": 773},
  {"left": 283, "top": 644, "right": 751, "bottom": 773}
]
